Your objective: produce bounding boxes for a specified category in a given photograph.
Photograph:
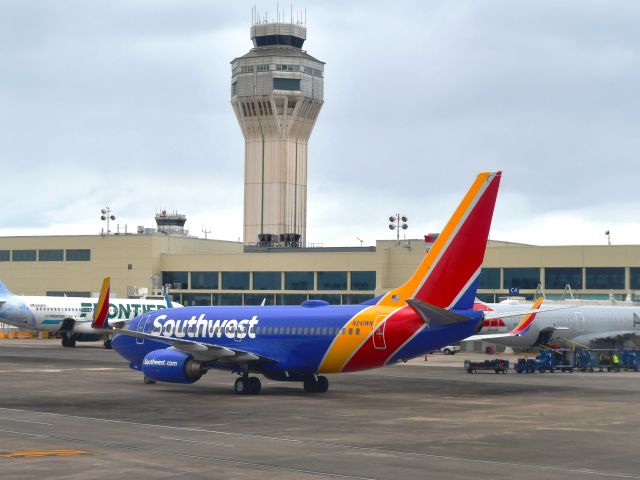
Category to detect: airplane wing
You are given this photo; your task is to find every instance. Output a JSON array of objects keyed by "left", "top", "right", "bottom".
[{"left": 115, "top": 328, "right": 275, "bottom": 363}]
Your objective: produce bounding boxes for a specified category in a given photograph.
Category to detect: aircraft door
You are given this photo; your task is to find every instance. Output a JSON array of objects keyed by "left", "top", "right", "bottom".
[
  {"left": 574, "top": 312, "right": 585, "bottom": 333},
  {"left": 136, "top": 314, "right": 151, "bottom": 345},
  {"left": 373, "top": 315, "right": 387, "bottom": 350}
]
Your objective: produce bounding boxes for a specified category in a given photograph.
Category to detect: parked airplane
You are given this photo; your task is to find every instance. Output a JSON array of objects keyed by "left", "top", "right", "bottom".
[
  {"left": 95, "top": 172, "right": 540, "bottom": 394},
  {"left": 466, "top": 298, "right": 640, "bottom": 349},
  {"left": 0, "top": 280, "right": 180, "bottom": 348}
]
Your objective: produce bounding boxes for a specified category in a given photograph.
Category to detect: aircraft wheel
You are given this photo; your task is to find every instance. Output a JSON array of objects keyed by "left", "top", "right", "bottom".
[
  {"left": 143, "top": 376, "right": 156, "bottom": 384},
  {"left": 248, "top": 377, "right": 261, "bottom": 395},
  {"left": 316, "top": 376, "right": 329, "bottom": 393},
  {"left": 62, "top": 335, "right": 76, "bottom": 348},
  {"left": 103, "top": 338, "right": 112, "bottom": 349},
  {"left": 470, "top": 368, "right": 477, "bottom": 374},
  {"left": 234, "top": 377, "right": 248, "bottom": 395},
  {"left": 303, "top": 377, "right": 319, "bottom": 393}
]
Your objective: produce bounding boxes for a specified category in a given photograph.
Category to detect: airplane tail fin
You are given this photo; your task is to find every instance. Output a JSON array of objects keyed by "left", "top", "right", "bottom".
[
  {"left": 91, "top": 277, "right": 111, "bottom": 330},
  {"left": 379, "top": 172, "right": 501, "bottom": 310},
  {"left": 509, "top": 297, "right": 543, "bottom": 336},
  {"left": 0, "top": 279, "right": 11, "bottom": 298}
]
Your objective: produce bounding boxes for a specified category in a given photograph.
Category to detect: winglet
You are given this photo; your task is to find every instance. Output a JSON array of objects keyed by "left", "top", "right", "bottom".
[
  {"left": 92, "top": 277, "right": 111, "bottom": 330},
  {"left": 165, "top": 293, "right": 172, "bottom": 309}
]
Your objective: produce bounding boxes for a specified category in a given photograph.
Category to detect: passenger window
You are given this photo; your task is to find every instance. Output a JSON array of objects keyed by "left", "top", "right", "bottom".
[
  {"left": 322, "top": 327, "right": 327, "bottom": 335},
  {"left": 279, "top": 327, "right": 285, "bottom": 334},
  {"left": 348, "top": 328, "right": 353, "bottom": 335},
  {"left": 341, "top": 328, "right": 346, "bottom": 335},
  {"left": 268, "top": 327, "right": 273, "bottom": 334},
  {"left": 285, "top": 327, "right": 291, "bottom": 334},
  {"left": 309, "top": 327, "right": 315, "bottom": 335},
  {"left": 356, "top": 328, "right": 360, "bottom": 335},
  {"left": 303, "top": 327, "right": 309, "bottom": 335}
]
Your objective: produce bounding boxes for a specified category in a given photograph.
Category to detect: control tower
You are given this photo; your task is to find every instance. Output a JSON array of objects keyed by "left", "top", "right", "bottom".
[{"left": 231, "top": 20, "right": 324, "bottom": 247}]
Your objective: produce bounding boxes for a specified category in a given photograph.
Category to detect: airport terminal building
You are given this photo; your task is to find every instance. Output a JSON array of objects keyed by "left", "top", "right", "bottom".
[
  {"left": 1, "top": 233, "right": 639, "bottom": 307},
  {"left": 2, "top": 20, "right": 639, "bottom": 308}
]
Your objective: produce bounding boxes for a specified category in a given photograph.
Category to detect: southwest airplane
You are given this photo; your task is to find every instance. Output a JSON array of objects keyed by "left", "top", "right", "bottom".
[
  {"left": 0, "top": 281, "right": 180, "bottom": 348},
  {"left": 94, "top": 171, "right": 538, "bottom": 395},
  {"left": 466, "top": 298, "right": 640, "bottom": 349}
]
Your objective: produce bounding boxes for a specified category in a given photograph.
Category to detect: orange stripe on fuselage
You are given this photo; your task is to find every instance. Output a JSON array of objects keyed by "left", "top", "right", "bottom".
[{"left": 318, "top": 305, "right": 403, "bottom": 373}]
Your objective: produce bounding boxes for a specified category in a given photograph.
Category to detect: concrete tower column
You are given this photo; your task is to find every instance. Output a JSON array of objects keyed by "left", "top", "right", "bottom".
[{"left": 231, "top": 22, "right": 324, "bottom": 247}]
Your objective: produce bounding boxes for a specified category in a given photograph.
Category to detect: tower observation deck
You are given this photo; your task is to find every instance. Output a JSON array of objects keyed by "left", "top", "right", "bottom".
[{"left": 231, "top": 21, "right": 324, "bottom": 247}]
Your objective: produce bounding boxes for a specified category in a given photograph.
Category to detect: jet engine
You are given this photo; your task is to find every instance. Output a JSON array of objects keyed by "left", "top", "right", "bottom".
[{"left": 141, "top": 349, "right": 206, "bottom": 384}]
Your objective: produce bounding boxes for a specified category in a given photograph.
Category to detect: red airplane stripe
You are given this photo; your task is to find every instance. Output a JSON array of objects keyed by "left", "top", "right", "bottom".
[
  {"left": 414, "top": 177, "right": 500, "bottom": 307},
  {"left": 343, "top": 307, "right": 423, "bottom": 373}
]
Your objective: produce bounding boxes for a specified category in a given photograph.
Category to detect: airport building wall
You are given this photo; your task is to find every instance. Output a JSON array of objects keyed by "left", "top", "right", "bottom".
[{"left": 0, "top": 235, "right": 639, "bottom": 305}]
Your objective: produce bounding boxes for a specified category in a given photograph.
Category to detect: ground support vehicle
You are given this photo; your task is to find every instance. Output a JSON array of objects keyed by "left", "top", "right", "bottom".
[
  {"left": 464, "top": 359, "right": 509, "bottom": 374},
  {"left": 620, "top": 349, "right": 639, "bottom": 371}
]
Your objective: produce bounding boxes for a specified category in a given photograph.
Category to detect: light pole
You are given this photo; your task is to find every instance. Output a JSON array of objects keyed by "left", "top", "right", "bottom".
[
  {"left": 388, "top": 214, "right": 408, "bottom": 245},
  {"left": 605, "top": 230, "right": 611, "bottom": 245},
  {"left": 357, "top": 237, "right": 364, "bottom": 247},
  {"left": 100, "top": 207, "right": 116, "bottom": 235}
]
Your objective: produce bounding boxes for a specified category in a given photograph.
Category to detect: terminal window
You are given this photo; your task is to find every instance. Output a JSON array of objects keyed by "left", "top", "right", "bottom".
[
  {"left": 244, "top": 293, "right": 275, "bottom": 306},
  {"left": 66, "top": 249, "right": 90, "bottom": 261},
  {"left": 586, "top": 267, "right": 625, "bottom": 290},
  {"left": 631, "top": 268, "right": 640, "bottom": 290},
  {"left": 317, "top": 272, "right": 347, "bottom": 291},
  {"left": 181, "top": 293, "right": 213, "bottom": 306},
  {"left": 277, "top": 293, "right": 308, "bottom": 305},
  {"left": 162, "top": 271, "right": 188, "bottom": 289},
  {"left": 478, "top": 268, "right": 500, "bottom": 289},
  {"left": 217, "top": 293, "right": 243, "bottom": 305},
  {"left": 39, "top": 249, "right": 64, "bottom": 261},
  {"left": 545, "top": 268, "right": 582, "bottom": 289},
  {"left": 221, "top": 272, "right": 250, "bottom": 290},
  {"left": 253, "top": 272, "right": 281, "bottom": 290},
  {"left": 343, "top": 294, "right": 375, "bottom": 304},
  {"left": 503, "top": 268, "right": 540, "bottom": 289},
  {"left": 285, "top": 272, "right": 313, "bottom": 290},
  {"left": 191, "top": 272, "right": 218, "bottom": 290},
  {"left": 350, "top": 271, "right": 376, "bottom": 291},
  {"left": 0, "top": 250, "right": 9, "bottom": 261},
  {"left": 12, "top": 250, "right": 36, "bottom": 261}
]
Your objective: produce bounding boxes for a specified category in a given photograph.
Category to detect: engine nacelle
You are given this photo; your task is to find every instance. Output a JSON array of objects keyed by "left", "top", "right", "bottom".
[{"left": 142, "top": 349, "right": 206, "bottom": 384}]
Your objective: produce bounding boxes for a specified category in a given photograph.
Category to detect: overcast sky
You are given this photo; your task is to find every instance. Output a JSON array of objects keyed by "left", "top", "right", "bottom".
[{"left": 1, "top": 0, "right": 639, "bottom": 246}]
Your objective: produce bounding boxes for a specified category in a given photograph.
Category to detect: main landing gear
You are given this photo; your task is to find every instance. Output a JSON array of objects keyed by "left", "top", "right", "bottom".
[
  {"left": 303, "top": 375, "right": 329, "bottom": 394},
  {"left": 103, "top": 337, "right": 113, "bottom": 349},
  {"left": 61, "top": 334, "right": 76, "bottom": 348},
  {"left": 234, "top": 375, "right": 262, "bottom": 395}
]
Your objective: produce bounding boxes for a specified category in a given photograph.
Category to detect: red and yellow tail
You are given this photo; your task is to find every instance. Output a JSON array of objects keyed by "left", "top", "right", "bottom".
[
  {"left": 92, "top": 277, "right": 111, "bottom": 330},
  {"left": 380, "top": 171, "right": 501, "bottom": 310}
]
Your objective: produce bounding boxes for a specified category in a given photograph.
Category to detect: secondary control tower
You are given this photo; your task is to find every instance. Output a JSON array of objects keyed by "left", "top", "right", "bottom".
[{"left": 231, "top": 19, "right": 324, "bottom": 247}]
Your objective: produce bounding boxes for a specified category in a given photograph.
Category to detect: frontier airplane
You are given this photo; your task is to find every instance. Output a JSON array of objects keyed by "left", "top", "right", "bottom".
[
  {"left": 0, "top": 281, "right": 180, "bottom": 348},
  {"left": 93, "top": 172, "right": 544, "bottom": 395}
]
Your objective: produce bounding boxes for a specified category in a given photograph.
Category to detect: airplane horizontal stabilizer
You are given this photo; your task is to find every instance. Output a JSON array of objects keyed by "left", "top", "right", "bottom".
[{"left": 406, "top": 298, "right": 471, "bottom": 327}]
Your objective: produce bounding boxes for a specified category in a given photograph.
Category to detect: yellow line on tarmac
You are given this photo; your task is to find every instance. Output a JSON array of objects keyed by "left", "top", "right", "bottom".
[{"left": 0, "top": 449, "right": 91, "bottom": 458}]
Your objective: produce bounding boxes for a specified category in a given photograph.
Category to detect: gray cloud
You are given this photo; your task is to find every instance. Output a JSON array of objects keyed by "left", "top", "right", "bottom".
[{"left": 1, "top": 0, "right": 639, "bottom": 244}]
